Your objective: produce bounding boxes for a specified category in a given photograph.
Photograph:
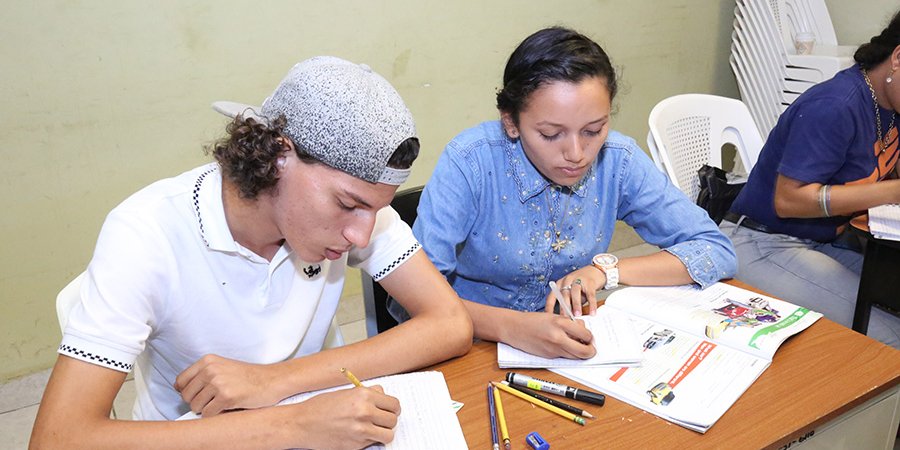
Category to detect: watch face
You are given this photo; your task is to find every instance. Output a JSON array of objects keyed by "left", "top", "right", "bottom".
[{"left": 593, "top": 253, "right": 618, "bottom": 267}]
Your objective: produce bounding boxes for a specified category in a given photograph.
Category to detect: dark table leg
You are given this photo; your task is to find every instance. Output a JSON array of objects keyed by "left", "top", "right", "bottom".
[{"left": 852, "top": 239, "right": 900, "bottom": 334}]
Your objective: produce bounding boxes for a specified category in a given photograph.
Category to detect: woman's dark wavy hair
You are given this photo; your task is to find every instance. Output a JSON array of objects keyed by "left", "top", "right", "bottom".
[
  {"left": 496, "top": 26, "right": 617, "bottom": 124},
  {"left": 208, "top": 114, "right": 419, "bottom": 200},
  {"left": 855, "top": 10, "right": 900, "bottom": 70}
]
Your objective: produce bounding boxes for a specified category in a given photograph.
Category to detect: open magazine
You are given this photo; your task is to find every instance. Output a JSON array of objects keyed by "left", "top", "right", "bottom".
[
  {"left": 179, "top": 371, "right": 467, "bottom": 449},
  {"left": 497, "top": 306, "right": 642, "bottom": 368},
  {"left": 553, "top": 282, "right": 822, "bottom": 433}
]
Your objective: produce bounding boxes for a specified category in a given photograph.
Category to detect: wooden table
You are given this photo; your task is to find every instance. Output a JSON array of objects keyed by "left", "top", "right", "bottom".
[{"left": 428, "top": 282, "right": 900, "bottom": 449}]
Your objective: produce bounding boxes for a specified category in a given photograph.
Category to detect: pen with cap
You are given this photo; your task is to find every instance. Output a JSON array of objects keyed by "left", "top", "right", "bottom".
[
  {"left": 507, "top": 381, "right": 594, "bottom": 418},
  {"left": 507, "top": 372, "right": 605, "bottom": 406},
  {"left": 549, "top": 281, "right": 577, "bottom": 321},
  {"left": 493, "top": 381, "right": 586, "bottom": 426}
]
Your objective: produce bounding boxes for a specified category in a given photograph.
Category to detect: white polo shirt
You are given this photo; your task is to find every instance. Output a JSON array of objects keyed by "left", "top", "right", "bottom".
[{"left": 59, "top": 163, "right": 420, "bottom": 420}]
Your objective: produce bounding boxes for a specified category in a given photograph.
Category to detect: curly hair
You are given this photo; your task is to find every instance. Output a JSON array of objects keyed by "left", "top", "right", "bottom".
[
  {"left": 207, "top": 115, "right": 309, "bottom": 199},
  {"left": 855, "top": 10, "right": 900, "bottom": 70},
  {"left": 496, "top": 27, "right": 618, "bottom": 125},
  {"left": 207, "top": 115, "right": 420, "bottom": 199}
]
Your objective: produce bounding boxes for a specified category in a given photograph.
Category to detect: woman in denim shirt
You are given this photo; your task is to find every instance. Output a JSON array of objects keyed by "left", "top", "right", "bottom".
[{"left": 411, "top": 27, "right": 736, "bottom": 359}]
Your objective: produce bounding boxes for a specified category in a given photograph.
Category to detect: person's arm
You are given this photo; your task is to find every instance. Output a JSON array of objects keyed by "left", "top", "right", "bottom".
[
  {"left": 462, "top": 298, "right": 595, "bottom": 359},
  {"left": 174, "top": 250, "right": 472, "bottom": 417},
  {"left": 548, "top": 251, "right": 693, "bottom": 317},
  {"left": 30, "top": 355, "right": 400, "bottom": 450},
  {"left": 621, "top": 141, "right": 737, "bottom": 281},
  {"left": 773, "top": 174, "right": 900, "bottom": 218}
]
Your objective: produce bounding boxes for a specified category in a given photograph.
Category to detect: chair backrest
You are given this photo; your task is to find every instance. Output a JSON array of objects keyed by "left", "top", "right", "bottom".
[
  {"left": 648, "top": 94, "right": 764, "bottom": 201},
  {"left": 769, "top": 0, "right": 839, "bottom": 50},
  {"left": 362, "top": 186, "right": 424, "bottom": 337},
  {"left": 57, "top": 272, "right": 87, "bottom": 333}
]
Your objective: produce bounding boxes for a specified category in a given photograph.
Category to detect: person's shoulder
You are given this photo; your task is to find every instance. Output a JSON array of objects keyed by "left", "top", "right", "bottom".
[
  {"left": 795, "top": 66, "right": 864, "bottom": 109},
  {"left": 108, "top": 163, "right": 215, "bottom": 226},
  {"left": 446, "top": 120, "right": 507, "bottom": 155},
  {"left": 601, "top": 130, "right": 642, "bottom": 157}
]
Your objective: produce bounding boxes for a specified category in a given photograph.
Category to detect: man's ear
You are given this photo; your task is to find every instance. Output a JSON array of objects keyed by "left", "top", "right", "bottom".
[
  {"left": 500, "top": 111, "right": 520, "bottom": 139},
  {"left": 274, "top": 137, "right": 294, "bottom": 171}
]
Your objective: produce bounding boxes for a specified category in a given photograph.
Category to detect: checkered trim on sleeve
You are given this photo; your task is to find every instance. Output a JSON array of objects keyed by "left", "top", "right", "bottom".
[
  {"left": 371, "top": 242, "right": 420, "bottom": 281},
  {"left": 59, "top": 344, "right": 133, "bottom": 371}
]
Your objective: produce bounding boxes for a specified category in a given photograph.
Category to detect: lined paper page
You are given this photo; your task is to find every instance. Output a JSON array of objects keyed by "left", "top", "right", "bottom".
[
  {"left": 497, "top": 306, "right": 642, "bottom": 368},
  {"left": 178, "top": 371, "right": 466, "bottom": 450},
  {"left": 870, "top": 204, "right": 900, "bottom": 241}
]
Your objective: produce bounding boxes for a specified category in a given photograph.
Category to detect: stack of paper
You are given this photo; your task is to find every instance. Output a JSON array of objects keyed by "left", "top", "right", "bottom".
[
  {"left": 179, "top": 371, "right": 466, "bottom": 450},
  {"left": 869, "top": 204, "right": 900, "bottom": 241},
  {"left": 497, "top": 306, "right": 643, "bottom": 368}
]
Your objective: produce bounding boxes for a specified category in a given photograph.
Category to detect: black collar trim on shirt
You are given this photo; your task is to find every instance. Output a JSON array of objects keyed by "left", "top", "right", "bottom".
[{"left": 192, "top": 166, "right": 219, "bottom": 248}]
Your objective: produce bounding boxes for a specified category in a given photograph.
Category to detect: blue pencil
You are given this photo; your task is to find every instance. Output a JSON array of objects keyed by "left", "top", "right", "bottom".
[{"left": 487, "top": 383, "right": 500, "bottom": 450}]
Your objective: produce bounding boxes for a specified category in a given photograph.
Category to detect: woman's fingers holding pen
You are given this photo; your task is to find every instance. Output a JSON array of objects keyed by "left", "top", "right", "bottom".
[
  {"left": 508, "top": 313, "right": 594, "bottom": 359},
  {"left": 558, "top": 318, "right": 596, "bottom": 359},
  {"left": 547, "top": 267, "right": 603, "bottom": 317}
]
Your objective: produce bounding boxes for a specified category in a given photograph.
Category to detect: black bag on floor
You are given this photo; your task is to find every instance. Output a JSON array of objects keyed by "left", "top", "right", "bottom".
[{"left": 696, "top": 164, "right": 745, "bottom": 225}]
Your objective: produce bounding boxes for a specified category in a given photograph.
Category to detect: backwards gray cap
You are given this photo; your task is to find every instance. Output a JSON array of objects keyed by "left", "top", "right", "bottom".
[{"left": 212, "top": 56, "right": 417, "bottom": 185}]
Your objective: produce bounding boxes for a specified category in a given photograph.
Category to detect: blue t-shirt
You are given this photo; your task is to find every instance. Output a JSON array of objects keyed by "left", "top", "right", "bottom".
[
  {"left": 731, "top": 65, "right": 899, "bottom": 242},
  {"left": 412, "top": 121, "right": 736, "bottom": 312}
]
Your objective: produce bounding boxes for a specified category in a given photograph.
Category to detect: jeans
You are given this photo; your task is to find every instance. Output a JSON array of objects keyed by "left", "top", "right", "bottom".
[{"left": 720, "top": 220, "right": 900, "bottom": 348}]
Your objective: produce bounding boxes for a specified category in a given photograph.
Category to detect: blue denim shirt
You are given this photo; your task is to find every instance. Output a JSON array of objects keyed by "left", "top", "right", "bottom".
[{"left": 413, "top": 121, "right": 736, "bottom": 312}]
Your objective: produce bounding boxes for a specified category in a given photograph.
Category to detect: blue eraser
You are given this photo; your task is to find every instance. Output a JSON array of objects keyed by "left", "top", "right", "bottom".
[{"left": 526, "top": 431, "right": 550, "bottom": 450}]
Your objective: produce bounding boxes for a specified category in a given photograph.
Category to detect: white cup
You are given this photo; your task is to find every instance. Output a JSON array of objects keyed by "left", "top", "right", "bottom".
[{"left": 794, "top": 32, "right": 816, "bottom": 55}]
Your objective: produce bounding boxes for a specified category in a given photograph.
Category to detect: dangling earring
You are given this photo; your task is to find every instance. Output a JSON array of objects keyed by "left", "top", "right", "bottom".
[
  {"left": 888, "top": 69, "right": 895, "bottom": 84},
  {"left": 277, "top": 157, "right": 286, "bottom": 169}
]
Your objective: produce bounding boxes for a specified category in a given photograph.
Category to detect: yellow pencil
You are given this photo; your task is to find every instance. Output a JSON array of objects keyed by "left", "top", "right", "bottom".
[
  {"left": 492, "top": 382, "right": 511, "bottom": 450},
  {"left": 493, "top": 381, "right": 586, "bottom": 426},
  {"left": 341, "top": 368, "right": 363, "bottom": 387}
]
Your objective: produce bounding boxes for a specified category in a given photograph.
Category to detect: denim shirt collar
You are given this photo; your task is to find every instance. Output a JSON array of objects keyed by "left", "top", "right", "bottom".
[{"left": 504, "top": 137, "right": 592, "bottom": 203}]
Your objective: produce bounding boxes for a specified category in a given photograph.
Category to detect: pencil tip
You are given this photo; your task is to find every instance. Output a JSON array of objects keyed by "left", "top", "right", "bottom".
[{"left": 584, "top": 411, "right": 595, "bottom": 418}]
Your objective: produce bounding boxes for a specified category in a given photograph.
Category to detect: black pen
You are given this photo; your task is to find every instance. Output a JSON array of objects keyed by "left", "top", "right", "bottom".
[
  {"left": 506, "top": 372, "right": 605, "bottom": 406},
  {"left": 507, "top": 382, "right": 594, "bottom": 418}
]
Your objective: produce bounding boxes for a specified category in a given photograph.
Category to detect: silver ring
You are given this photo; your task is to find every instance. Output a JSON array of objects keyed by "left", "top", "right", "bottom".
[
  {"left": 560, "top": 285, "right": 573, "bottom": 291},
  {"left": 573, "top": 278, "right": 583, "bottom": 286}
]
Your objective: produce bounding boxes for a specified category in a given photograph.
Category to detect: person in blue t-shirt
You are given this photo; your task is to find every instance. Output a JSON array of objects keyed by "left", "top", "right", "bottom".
[
  {"left": 722, "top": 12, "right": 900, "bottom": 348},
  {"left": 399, "top": 27, "right": 736, "bottom": 359}
]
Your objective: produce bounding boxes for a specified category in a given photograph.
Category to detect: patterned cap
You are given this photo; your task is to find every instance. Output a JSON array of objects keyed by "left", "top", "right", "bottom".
[{"left": 212, "top": 56, "right": 416, "bottom": 185}]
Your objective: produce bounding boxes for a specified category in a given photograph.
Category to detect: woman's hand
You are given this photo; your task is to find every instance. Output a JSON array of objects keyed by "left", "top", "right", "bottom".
[
  {"left": 546, "top": 266, "right": 606, "bottom": 317},
  {"left": 502, "top": 311, "right": 595, "bottom": 359}
]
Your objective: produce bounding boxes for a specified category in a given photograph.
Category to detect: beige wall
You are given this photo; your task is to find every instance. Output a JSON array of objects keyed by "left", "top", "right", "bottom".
[{"left": 0, "top": 0, "right": 894, "bottom": 381}]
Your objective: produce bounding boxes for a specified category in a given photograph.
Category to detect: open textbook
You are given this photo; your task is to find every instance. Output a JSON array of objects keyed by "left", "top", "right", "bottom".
[
  {"left": 497, "top": 306, "right": 642, "bottom": 368},
  {"left": 179, "top": 371, "right": 467, "bottom": 449},
  {"left": 553, "top": 282, "right": 822, "bottom": 433}
]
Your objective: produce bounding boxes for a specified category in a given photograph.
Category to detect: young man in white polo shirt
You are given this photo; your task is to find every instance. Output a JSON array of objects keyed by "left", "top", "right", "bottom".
[{"left": 31, "top": 56, "right": 473, "bottom": 449}]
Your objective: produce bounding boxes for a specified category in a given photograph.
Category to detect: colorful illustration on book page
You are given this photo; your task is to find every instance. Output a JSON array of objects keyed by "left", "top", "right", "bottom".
[{"left": 704, "top": 296, "right": 780, "bottom": 339}]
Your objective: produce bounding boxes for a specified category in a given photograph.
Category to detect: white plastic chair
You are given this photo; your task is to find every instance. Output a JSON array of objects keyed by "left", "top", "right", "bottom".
[
  {"left": 647, "top": 94, "right": 764, "bottom": 201},
  {"left": 56, "top": 272, "right": 87, "bottom": 333},
  {"left": 731, "top": 0, "right": 855, "bottom": 138}
]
